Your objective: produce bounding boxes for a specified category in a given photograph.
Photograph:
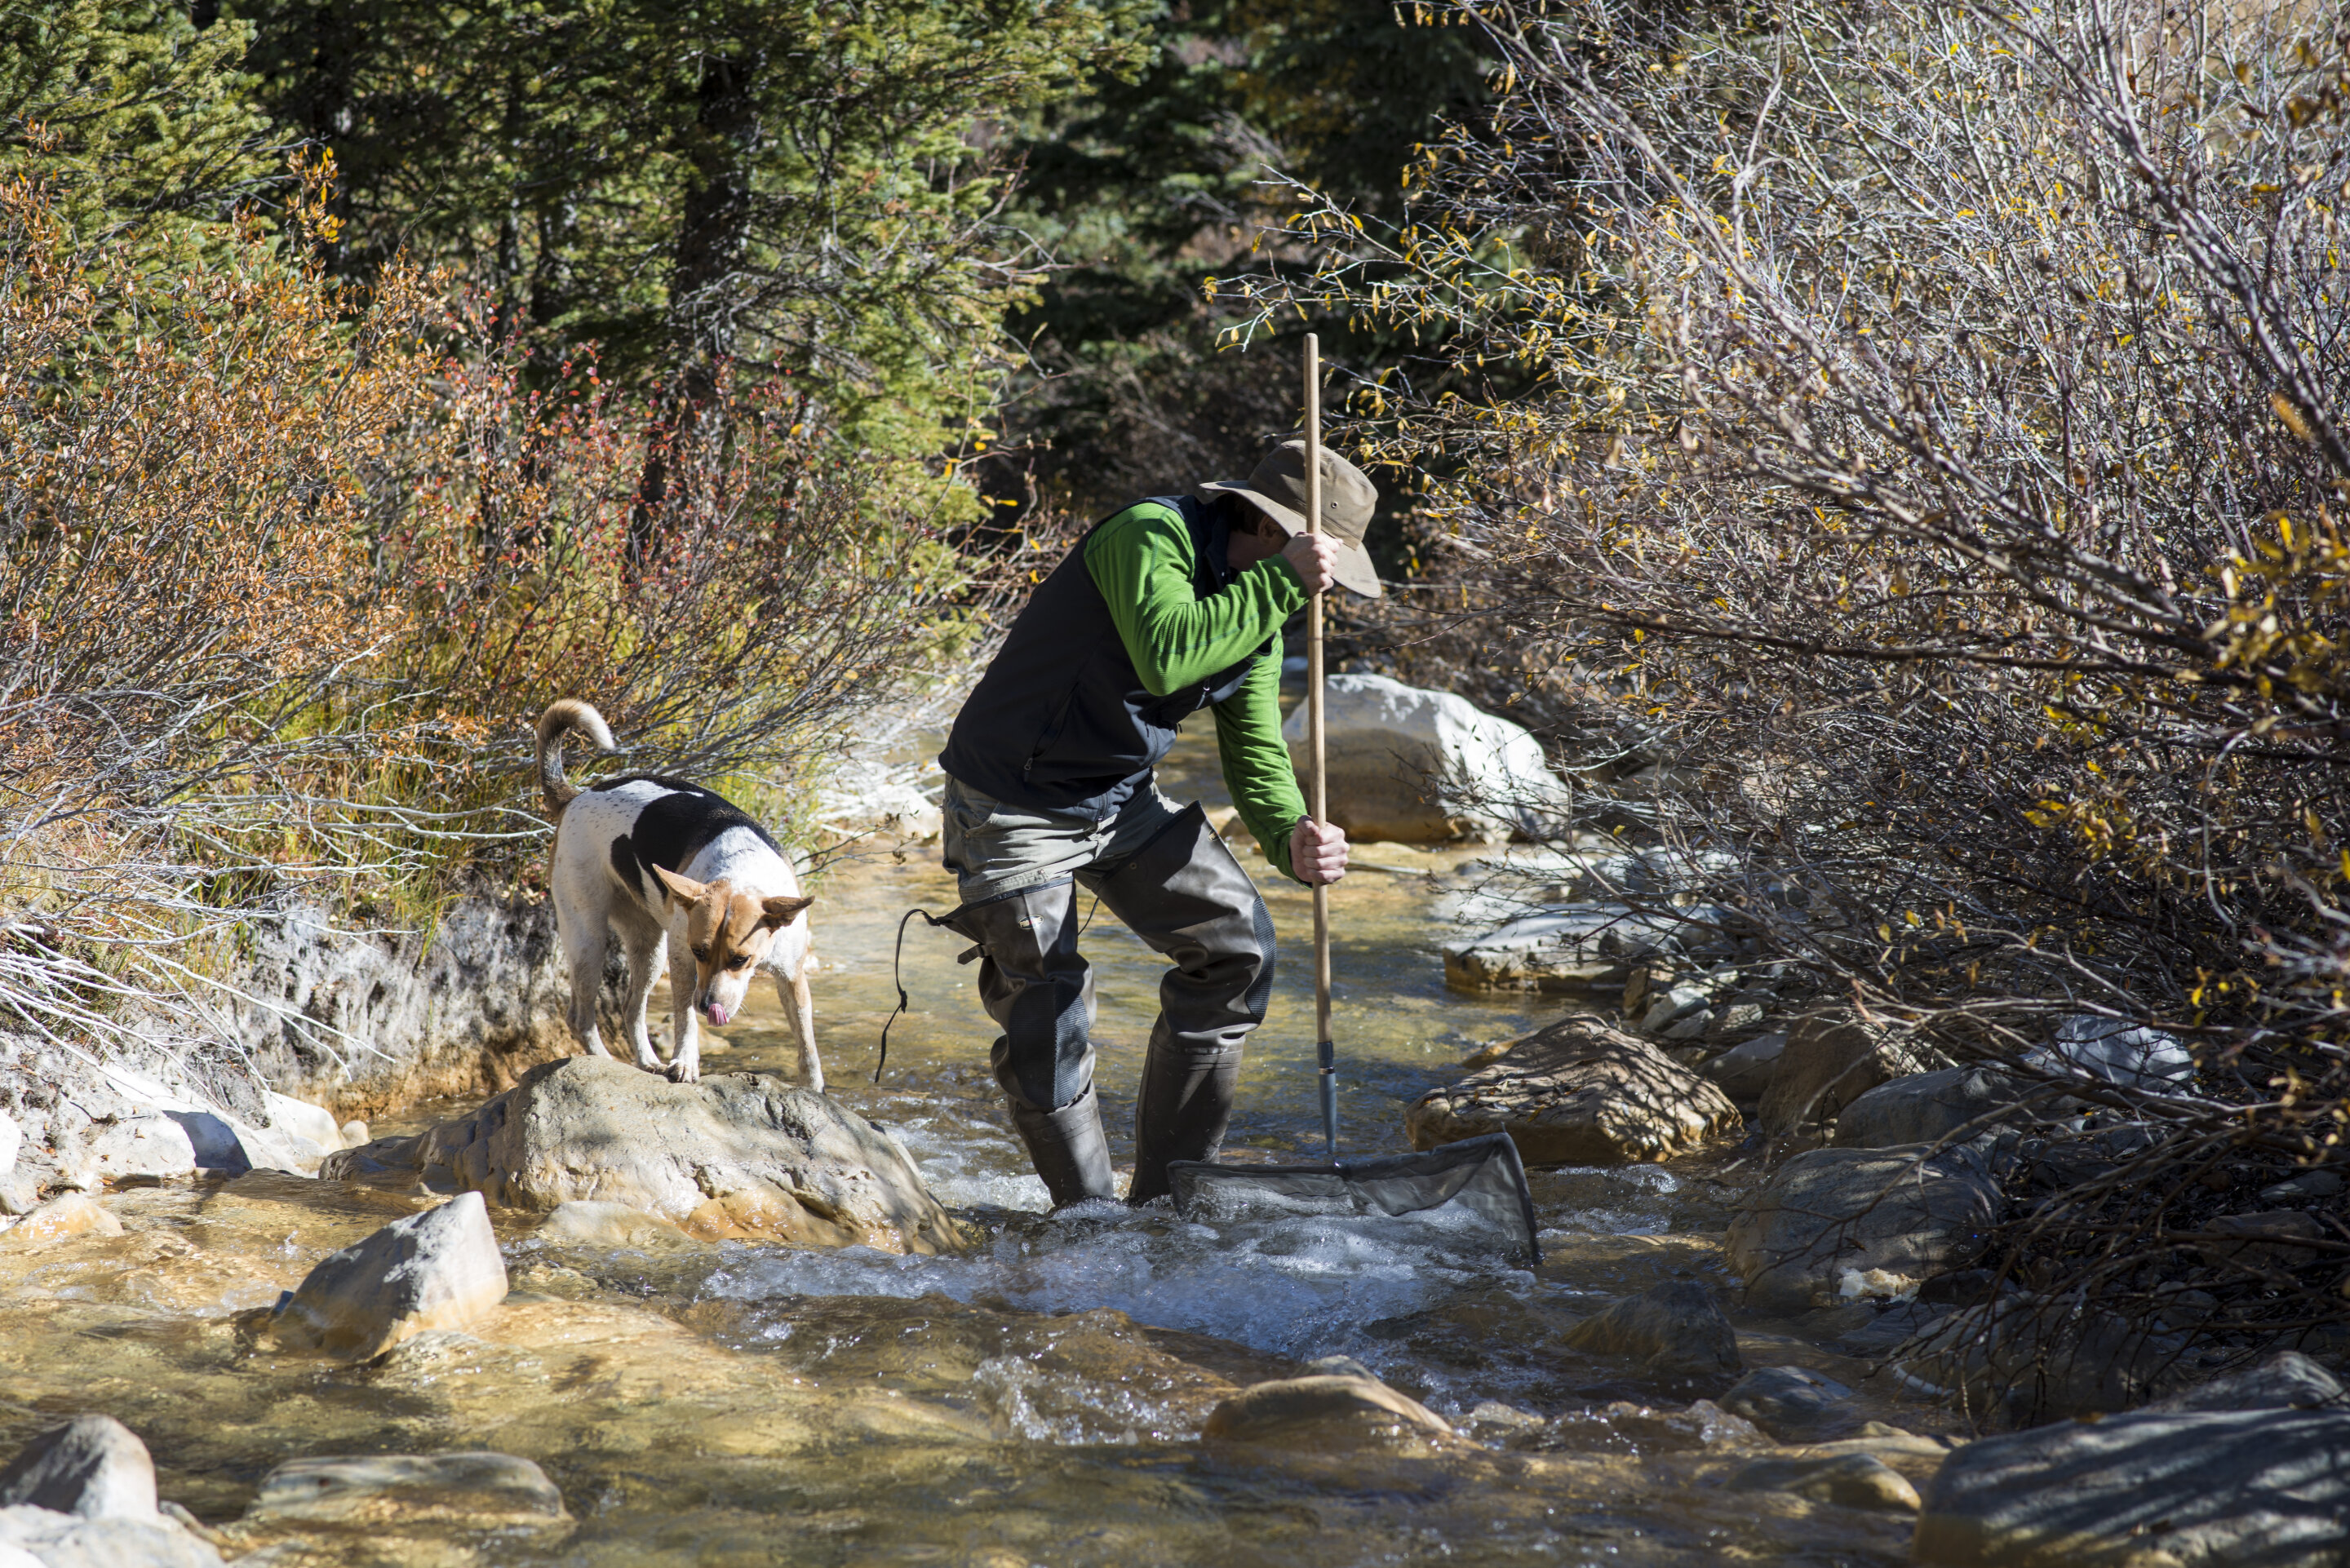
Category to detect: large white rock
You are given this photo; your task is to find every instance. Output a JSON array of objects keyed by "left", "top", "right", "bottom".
[
  {"left": 1281, "top": 673, "right": 1567, "bottom": 842},
  {"left": 1443, "top": 903, "right": 1736, "bottom": 994},
  {"left": 268, "top": 1192, "right": 508, "bottom": 1359},
  {"left": 0, "top": 1114, "right": 17, "bottom": 1180},
  {"left": 0, "top": 1505, "right": 221, "bottom": 1568}
]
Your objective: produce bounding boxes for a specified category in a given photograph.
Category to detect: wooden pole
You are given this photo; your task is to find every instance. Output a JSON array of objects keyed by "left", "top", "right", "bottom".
[{"left": 1305, "top": 334, "right": 1337, "bottom": 1161}]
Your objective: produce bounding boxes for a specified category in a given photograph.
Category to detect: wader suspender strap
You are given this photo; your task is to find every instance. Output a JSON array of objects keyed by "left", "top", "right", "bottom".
[{"left": 876, "top": 893, "right": 1106, "bottom": 1083}]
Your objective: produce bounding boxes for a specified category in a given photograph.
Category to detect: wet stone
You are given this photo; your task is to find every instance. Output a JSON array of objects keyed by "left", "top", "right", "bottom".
[
  {"left": 535, "top": 1199, "right": 692, "bottom": 1250},
  {"left": 266, "top": 1192, "right": 508, "bottom": 1360},
  {"left": 1757, "top": 1012, "right": 1944, "bottom": 1142},
  {"left": 1202, "top": 1375, "right": 1456, "bottom": 1446},
  {"left": 1725, "top": 1145, "right": 2002, "bottom": 1314},
  {"left": 1727, "top": 1451, "right": 1922, "bottom": 1513},
  {"left": 0, "top": 1194, "right": 123, "bottom": 1250},
  {"left": 1561, "top": 1280, "right": 1742, "bottom": 1379},
  {"left": 245, "top": 1452, "right": 569, "bottom": 1526},
  {"left": 1718, "top": 1366, "right": 1860, "bottom": 1443},
  {"left": 0, "top": 1505, "right": 223, "bottom": 1568}
]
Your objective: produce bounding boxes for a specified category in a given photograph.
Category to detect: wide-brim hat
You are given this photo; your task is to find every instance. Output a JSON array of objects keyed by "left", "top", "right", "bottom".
[{"left": 1197, "top": 440, "right": 1382, "bottom": 598}]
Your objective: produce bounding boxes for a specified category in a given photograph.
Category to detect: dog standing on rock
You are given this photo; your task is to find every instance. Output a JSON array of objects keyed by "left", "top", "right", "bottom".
[{"left": 534, "top": 699, "right": 820, "bottom": 1087}]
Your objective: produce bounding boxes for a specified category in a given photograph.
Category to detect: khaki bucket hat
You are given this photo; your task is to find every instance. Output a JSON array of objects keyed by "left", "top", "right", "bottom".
[{"left": 1197, "top": 440, "right": 1382, "bottom": 598}]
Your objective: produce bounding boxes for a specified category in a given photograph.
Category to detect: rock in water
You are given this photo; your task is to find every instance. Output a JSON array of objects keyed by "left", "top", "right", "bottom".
[
  {"left": 535, "top": 1200, "right": 691, "bottom": 1250},
  {"left": 0, "top": 1194, "right": 124, "bottom": 1249},
  {"left": 1203, "top": 1375, "right": 1455, "bottom": 1446},
  {"left": 1727, "top": 1452, "right": 1921, "bottom": 1513},
  {"left": 268, "top": 1192, "right": 508, "bottom": 1359},
  {"left": 2148, "top": 1351, "right": 2345, "bottom": 1414},
  {"left": 0, "top": 1415, "right": 157, "bottom": 1521},
  {"left": 1700, "top": 1033, "right": 1786, "bottom": 1104},
  {"left": 325, "top": 1056, "right": 964, "bottom": 1254},
  {"left": 1405, "top": 1016, "right": 1739, "bottom": 1165},
  {"left": 1279, "top": 672, "right": 1567, "bottom": 842},
  {"left": 1718, "top": 1366, "right": 1860, "bottom": 1442},
  {"left": 1561, "top": 1281, "right": 1742, "bottom": 1378},
  {"left": 247, "top": 1452, "right": 567, "bottom": 1527},
  {"left": 0, "top": 1506, "right": 223, "bottom": 1567},
  {"left": 1725, "top": 1146, "right": 2002, "bottom": 1314},
  {"left": 1891, "top": 1292, "right": 2186, "bottom": 1420},
  {"left": 1756, "top": 1010, "right": 1945, "bottom": 1142},
  {"left": 1915, "top": 1409, "right": 2350, "bottom": 1566}
]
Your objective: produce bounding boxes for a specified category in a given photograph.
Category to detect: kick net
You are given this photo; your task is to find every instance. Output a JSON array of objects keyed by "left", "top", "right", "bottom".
[{"left": 1167, "top": 1132, "right": 1542, "bottom": 1264}]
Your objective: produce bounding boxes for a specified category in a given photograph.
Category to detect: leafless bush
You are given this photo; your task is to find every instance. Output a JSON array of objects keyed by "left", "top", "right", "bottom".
[{"left": 1225, "top": 0, "right": 2350, "bottom": 1381}]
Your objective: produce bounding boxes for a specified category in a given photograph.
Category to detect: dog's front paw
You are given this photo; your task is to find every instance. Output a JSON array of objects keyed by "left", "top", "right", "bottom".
[{"left": 665, "top": 1058, "right": 701, "bottom": 1085}]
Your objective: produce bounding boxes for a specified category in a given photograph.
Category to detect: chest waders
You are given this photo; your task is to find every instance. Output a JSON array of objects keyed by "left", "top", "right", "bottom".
[{"left": 931, "top": 802, "right": 1274, "bottom": 1209}]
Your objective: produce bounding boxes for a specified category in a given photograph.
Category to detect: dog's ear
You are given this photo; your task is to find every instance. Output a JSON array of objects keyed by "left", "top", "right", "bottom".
[
  {"left": 652, "top": 865, "right": 710, "bottom": 906},
  {"left": 760, "top": 895, "right": 815, "bottom": 929}
]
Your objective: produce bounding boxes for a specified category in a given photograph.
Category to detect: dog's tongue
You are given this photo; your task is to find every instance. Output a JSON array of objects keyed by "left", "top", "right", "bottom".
[{"left": 703, "top": 1003, "right": 730, "bottom": 1026}]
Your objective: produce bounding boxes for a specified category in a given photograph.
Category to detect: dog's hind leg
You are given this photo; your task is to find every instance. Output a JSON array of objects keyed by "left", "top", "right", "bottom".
[
  {"left": 775, "top": 967, "right": 822, "bottom": 1093},
  {"left": 618, "top": 922, "right": 667, "bottom": 1074},
  {"left": 561, "top": 918, "right": 615, "bottom": 1060}
]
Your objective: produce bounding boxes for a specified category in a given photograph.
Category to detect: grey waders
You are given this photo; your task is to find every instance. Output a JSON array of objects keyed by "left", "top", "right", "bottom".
[{"left": 942, "top": 804, "right": 1274, "bottom": 1208}]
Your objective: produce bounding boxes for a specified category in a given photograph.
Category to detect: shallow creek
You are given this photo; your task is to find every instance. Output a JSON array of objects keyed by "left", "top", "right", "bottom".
[{"left": 0, "top": 733, "right": 1955, "bottom": 1566}]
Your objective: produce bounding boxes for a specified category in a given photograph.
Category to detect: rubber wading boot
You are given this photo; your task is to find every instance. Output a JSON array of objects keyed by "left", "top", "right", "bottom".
[
  {"left": 1085, "top": 803, "right": 1275, "bottom": 1203},
  {"left": 1008, "top": 1088, "right": 1118, "bottom": 1209},
  {"left": 940, "top": 884, "right": 1117, "bottom": 1207}
]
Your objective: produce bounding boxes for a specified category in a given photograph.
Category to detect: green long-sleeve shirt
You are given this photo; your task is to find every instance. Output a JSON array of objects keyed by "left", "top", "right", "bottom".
[{"left": 1084, "top": 503, "right": 1310, "bottom": 880}]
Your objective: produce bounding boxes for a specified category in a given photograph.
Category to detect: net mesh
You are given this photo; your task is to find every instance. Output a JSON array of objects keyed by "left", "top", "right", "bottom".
[{"left": 1167, "top": 1132, "right": 1542, "bottom": 1263}]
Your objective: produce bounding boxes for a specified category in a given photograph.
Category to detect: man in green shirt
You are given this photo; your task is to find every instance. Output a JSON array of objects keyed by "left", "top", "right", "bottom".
[{"left": 936, "top": 441, "right": 1381, "bottom": 1207}]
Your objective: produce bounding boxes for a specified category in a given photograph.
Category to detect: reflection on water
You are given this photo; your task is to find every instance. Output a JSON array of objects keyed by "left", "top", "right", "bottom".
[{"left": 0, "top": 731, "right": 1941, "bottom": 1565}]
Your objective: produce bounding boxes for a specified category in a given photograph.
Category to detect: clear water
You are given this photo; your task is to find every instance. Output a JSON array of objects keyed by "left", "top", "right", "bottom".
[{"left": 0, "top": 730, "right": 1943, "bottom": 1565}]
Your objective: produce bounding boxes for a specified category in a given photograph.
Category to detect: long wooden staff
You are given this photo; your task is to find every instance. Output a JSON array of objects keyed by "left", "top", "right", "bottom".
[{"left": 1305, "top": 334, "right": 1337, "bottom": 1162}]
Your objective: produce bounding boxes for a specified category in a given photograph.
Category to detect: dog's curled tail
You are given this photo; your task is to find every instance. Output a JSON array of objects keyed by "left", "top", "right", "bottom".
[{"left": 535, "top": 698, "right": 616, "bottom": 817}]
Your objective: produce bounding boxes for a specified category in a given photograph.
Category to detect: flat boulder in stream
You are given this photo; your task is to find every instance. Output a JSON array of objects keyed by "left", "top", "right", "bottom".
[
  {"left": 1406, "top": 1016, "right": 1740, "bottom": 1165},
  {"left": 1725, "top": 1145, "right": 2002, "bottom": 1314},
  {"left": 1561, "top": 1281, "right": 1742, "bottom": 1379},
  {"left": 328, "top": 1056, "right": 964, "bottom": 1254}
]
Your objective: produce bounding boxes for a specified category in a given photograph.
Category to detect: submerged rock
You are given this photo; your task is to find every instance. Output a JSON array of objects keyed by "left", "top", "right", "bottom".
[
  {"left": 246, "top": 1451, "right": 568, "bottom": 1527},
  {"left": 325, "top": 1056, "right": 964, "bottom": 1254},
  {"left": 1724, "top": 1146, "right": 2002, "bottom": 1314},
  {"left": 1561, "top": 1281, "right": 1742, "bottom": 1378},
  {"left": 0, "top": 1415, "right": 157, "bottom": 1522},
  {"left": 1756, "top": 1011, "right": 1945, "bottom": 1142},
  {"left": 1914, "top": 1408, "right": 2350, "bottom": 1566},
  {"left": 1727, "top": 1451, "right": 1920, "bottom": 1513},
  {"left": 268, "top": 1192, "right": 508, "bottom": 1360},
  {"left": 1717, "top": 1366, "right": 1860, "bottom": 1442},
  {"left": 1404, "top": 1016, "right": 1740, "bottom": 1165},
  {"left": 1443, "top": 904, "right": 1737, "bottom": 994},
  {"left": 1203, "top": 1375, "right": 1455, "bottom": 1446},
  {"left": 1279, "top": 672, "right": 1567, "bottom": 843},
  {"left": 0, "top": 1194, "right": 123, "bottom": 1249}
]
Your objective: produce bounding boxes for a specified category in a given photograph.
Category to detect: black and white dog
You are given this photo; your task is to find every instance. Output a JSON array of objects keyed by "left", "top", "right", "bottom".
[{"left": 534, "top": 699, "right": 818, "bottom": 1087}]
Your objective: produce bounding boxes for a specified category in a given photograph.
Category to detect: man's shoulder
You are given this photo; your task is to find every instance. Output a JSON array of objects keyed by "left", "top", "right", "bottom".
[{"left": 1085, "top": 496, "right": 1199, "bottom": 557}]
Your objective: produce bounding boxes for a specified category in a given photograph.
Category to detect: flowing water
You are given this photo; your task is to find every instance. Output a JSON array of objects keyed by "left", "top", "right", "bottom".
[{"left": 0, "top": 731, "right": 1951, "bottom": 1565}]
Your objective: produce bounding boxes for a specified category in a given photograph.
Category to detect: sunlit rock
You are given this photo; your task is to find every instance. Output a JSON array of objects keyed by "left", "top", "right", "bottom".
[
  {"left": 1279, "top": 672, "right": 1567, "bottom": 842},
  {"left": 2029, "top": 1013, "right": 2193, "bottom": 1089},
  {"left": 2148, "top": 1351, "right": 2345, "bottom": 1414},
  {"left": 1561, "top": 1280, "right": 1741, "bottom": 1378},
  {"left": 0, "top": 1504, "right": 222, "bottom": 1568},
  {"left": 1700, "top": 1032, "right": 1785, "bottom": 1103},
  {"left": 536, "top": 1200, "right": 691, "bottom": 1250},
  {"left": 267, "top": 1192, "right": 508, "bottom": 1360},
  {"left": 0, "top": 1415, "right": 158, "bottom": 1521},
  {"left": 1406, "top": 1016, "right": 1740, "bottom": 1165},
  {"left": 1915, "top": 1409, "right": 2350, "bottom": 1566},
  {"left": 1725, "top": 1146, "right": 2002, "bottom": 1315},
  {"left": 325, "top": 1056, "right": 964, "bottom": 1254},
  {"left": 0, "top": 1194, "right": 123, "bottom": 1249},
  {"left": 1729, "top": 1451, "right": 1920, "bottom": 1513},
  {"left": 1203, "top": 1375, "right": 1455, "bottom": 1446}
]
